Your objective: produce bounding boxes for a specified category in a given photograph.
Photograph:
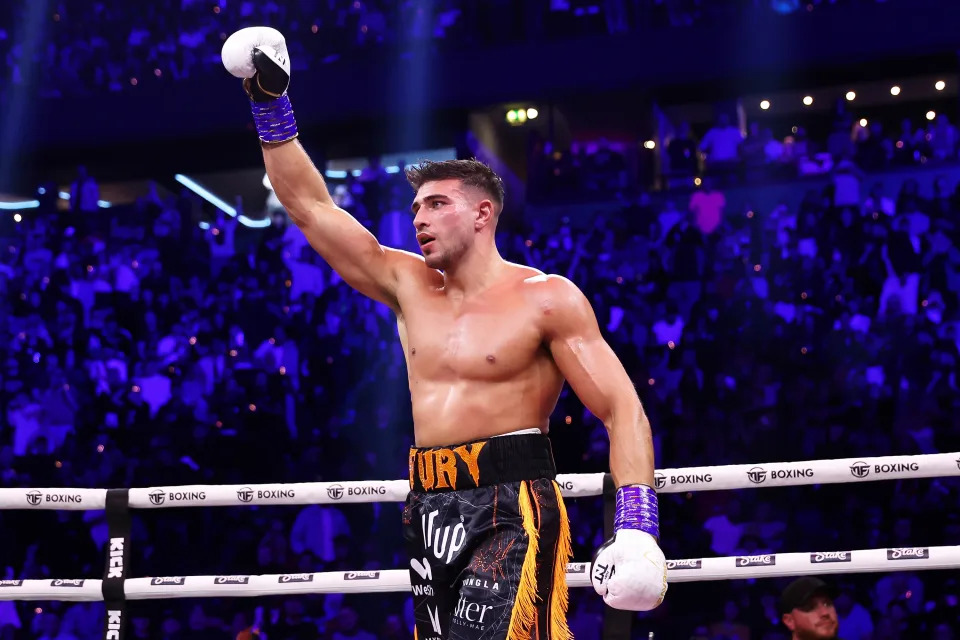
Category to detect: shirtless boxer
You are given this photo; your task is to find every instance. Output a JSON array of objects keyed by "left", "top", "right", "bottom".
[{"left": 222, "top": 27, "right": 667, "bottom": 640}]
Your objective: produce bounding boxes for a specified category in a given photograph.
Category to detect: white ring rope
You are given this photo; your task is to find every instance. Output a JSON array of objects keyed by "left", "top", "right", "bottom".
[
  {"left": 0, "top": 452, "right": 956, "bottom": 511},
  {"left": 1, "top": 546, "right": 957, "bottom": 601},
  {"left": 2, "top": 451, "right": 958, "bottom": 603}
]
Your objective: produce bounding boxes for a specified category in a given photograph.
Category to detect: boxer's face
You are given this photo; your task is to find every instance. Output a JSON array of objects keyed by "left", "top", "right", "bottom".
[
  {"left": 782, "top": 594, "right": 838, "bottom": 639},
  {"left": 412, "top": 179, "right": 483, "bottom": 270}
]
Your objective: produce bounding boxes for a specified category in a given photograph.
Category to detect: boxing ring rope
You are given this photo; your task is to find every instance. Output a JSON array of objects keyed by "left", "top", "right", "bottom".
[
  {"left": 2, "top": 451, "right": 958, "bottom": 638},
  {"left": 2, "top": 452, "right": 957, "bottom": 511},
  {"left": 4, "top": 546, "right": 959, "bottom": 602}
]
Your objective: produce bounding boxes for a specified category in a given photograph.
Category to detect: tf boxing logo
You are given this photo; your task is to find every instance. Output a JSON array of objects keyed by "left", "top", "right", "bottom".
[
  {"left": 327, "top": 485, "right": 344, "bottom": 500},
  {"left": 26, "top": 490, "right": 42, "bottom": 506},
  {"left": 237, "top": 487, "right": 254, "bottom": 503},
  {"left": 654, "top": 473, "right": 667, "bottom": 490},
  {"left": 850, "top": 461, "right": 870, "bottom": 479},
  {"left": 746, "top": 467, "right": 767, "bottom": 484}
]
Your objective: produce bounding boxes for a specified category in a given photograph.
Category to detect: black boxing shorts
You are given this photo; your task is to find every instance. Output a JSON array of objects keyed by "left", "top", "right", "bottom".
[{"left": 404, "top": 431, "right": 572, "bottom": 640}]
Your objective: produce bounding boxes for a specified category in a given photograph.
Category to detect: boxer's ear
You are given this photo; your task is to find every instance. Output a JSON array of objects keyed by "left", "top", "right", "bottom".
[{"left": 475, "top": 198, "right": 495, "bottom": 231}]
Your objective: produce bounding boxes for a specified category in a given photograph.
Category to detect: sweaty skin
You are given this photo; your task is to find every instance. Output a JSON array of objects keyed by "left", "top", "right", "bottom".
[{"left": 262, "top": 140, "right": 655, "bottom": 488}]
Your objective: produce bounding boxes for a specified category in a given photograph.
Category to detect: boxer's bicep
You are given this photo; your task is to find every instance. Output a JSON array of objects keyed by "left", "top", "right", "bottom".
[
  {"left": 262, "top": 140, "right": 418, "bottom": 309},
  {"left": 541, "top": 278, "right": 636, "bottom": 425}
]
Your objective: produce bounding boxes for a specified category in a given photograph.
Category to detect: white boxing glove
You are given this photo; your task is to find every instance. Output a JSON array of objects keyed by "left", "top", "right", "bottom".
[
  {"left": 220, "top": 27, "right": 297, "bottom": 143},
  {"left": 221, "top": 26, "right": 290, "bottom": 82},
  {"left": 592, "top": 529, "right": 667, "bottom": 611}
]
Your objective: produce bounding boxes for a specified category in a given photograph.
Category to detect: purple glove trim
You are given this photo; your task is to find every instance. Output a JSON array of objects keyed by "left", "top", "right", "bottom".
[
  {"left": 614, "top": 484, "right": 659, "bottom": 540},
  {"left": 250, "top": 95, "right": 298, "bottom": 143}
]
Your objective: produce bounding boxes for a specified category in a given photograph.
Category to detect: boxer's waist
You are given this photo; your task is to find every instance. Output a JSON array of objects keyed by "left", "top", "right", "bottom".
[{"left": 408, "top": 432, "right": 556, "bottom": 492}]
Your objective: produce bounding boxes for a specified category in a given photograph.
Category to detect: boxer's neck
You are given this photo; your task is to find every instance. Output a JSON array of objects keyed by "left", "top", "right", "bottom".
[{"left": 442, "top": 240, "right": 506, "bottom": 298}]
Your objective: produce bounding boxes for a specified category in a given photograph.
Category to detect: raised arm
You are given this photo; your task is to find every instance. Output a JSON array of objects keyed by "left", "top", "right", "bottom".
[
  {"left": 222, "top": 26, "right": 420, "bottom": 311},
  {"left": 537, "top": 276, "right": 654, "bottom": 487},
  {"left": 262, "top": 140, "right": 418, "bottom": 310}
]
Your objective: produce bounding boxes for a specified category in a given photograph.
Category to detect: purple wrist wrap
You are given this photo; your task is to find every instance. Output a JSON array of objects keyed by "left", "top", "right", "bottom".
[
  {"left": 614, "top": 484, "right": 660, "bottom": 540},
  {"left": 250, "top": 95, "right": 298, "bottom": 143}
]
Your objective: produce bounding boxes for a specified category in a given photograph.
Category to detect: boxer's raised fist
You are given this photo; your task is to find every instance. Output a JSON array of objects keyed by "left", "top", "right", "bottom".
[{"left": 221, "top": 27, "right": 291, "bottom": 100}]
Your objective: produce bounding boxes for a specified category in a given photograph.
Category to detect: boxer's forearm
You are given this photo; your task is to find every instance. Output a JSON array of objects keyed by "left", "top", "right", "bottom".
[
  {"left": 606, "top": 399, "right": 656, "bottom": 489},
  {"left": 261, "top": 140, "right": 336, "bottom": 227}
]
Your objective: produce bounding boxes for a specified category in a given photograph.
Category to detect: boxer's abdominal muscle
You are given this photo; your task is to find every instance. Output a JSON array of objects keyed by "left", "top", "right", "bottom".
[{"left": 397, "top": 270, "right": 565, "bottom": 447}]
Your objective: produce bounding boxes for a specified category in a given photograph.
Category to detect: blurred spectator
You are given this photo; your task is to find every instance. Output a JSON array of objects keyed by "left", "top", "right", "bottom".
[
  {"left": 69, "top": 167, "right": 100, "bottom": 214},
  {"left": 834, "top": 590, "right": 874, "bottom": 640},
  {"left": 709, "top": 600, "right": 751, "bottom": 640},
  {"left": 689, "top": 177, "right": 726, "bottom": 234},
  {"left": 700, "top": 113, "right": 743, "bottom": 178}
]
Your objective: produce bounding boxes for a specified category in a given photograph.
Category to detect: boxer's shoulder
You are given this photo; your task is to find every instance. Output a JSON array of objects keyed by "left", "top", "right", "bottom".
[{"left": 521, "top": 272, "right": 588, "bottom": 311}]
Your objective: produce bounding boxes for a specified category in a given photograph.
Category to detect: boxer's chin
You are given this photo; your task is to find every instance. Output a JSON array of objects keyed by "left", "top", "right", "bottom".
[
  {"left": 421, "top": 245, "right": 444, "bottom": 269},
  {"left": 423, "top": 252, "right": 445, "bottom": 269}
]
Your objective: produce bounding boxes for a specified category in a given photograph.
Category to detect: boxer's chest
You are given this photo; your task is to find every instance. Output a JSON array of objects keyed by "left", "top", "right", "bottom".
[{"left": 398, "top": 287, "right": 543, "bottom": 381}]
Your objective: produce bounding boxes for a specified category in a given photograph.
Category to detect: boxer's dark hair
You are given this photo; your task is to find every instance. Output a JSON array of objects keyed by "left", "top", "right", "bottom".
[{"left": 405, "top": 159, "right": 504, "bottom": 210}]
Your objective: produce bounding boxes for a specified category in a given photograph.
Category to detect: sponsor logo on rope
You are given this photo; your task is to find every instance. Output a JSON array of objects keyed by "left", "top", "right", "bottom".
[
  {"left": 811, "top": 552, "right": 851, "bottom": 563},
  {"left": 215, "top": 576, "right": 251, "bottom": 585},
  {"left": 887, "top": 548, "right": 929, "bottom": 560},
  {"left": 107, "top": 537, "right": 125, "bottom": 578},
  {"left": 873, "top": 462, "right": 919, "bottom": 475},
  {"left": 849, "top": 461, "right": 870, "bottom": 479},
  {"left": 956, "top": 457, "right": 959, "bottom": 471},
  {"left": 327, "top": 484, "right": 344, "bottom": 500},
  {"left": 279, "top": 574, "right": 314, "bottom": 583},
  {"left": 346, "top": 486, "right": 386, "bottom": 497},
  {"left": 453, "top": 595, "right": 494, "bottom": 631},
  {"left": 240, "top": 488, "right": 297, "bottom": 501},
  {"left": 0, "top": 580, "right": 23, "bottom": 587},
  {"left": 106, "top": 610, "right": 122, "bottom": 640},
  {"left": 654, "top": 473, "right": 666, "bottom": 489},
  {"left": 148, "top": 490, "right": 206, "bottom": 505},
  {"left": 24, "top": 490, "right": 82, "bottom": 506},
  {"left": 345, "top": 571, "right": 380, "bottom": 580},
  {"left": 150, "top": 577, "right": 185, "bottom": 586},
  {"left": 747, "top": 467, "right": 813, "bottom": 484},
  {"left": 558, "top": 479, "right": 574, "bottom": 491},
  {"left": 51, "top": 579, "right": 85, "bottom": 587},
  {"left": 736, "top": 555, "right": 776, "bottom": 567},
  {"left": 566, "top": 563, "right": 588, "bottom": 574},
  {"left": 667, "top": 559, "right": 702, "bottom": 570},
  {"left": 667, "top": 473, "right": 712, "bottom": 485}
]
